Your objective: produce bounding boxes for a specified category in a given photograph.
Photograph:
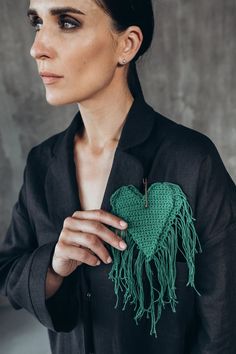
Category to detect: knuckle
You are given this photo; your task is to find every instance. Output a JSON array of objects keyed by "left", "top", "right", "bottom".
[
  {"left": 95, "top": 209, "right": 104, "bottom": 220},
  {"left": 55, "top": 240, "right": 64, "bottom": 254},
  {"left": 63, "top": 216, "right": 72, "bottom": 228},
  {"left": 89, "top": 236, "right": 99, "bottom": 248},
  {"left": 78, "top": 248, "right": 86, "bottom": 262},
  {"left": 72, "top": 210, "right": 81, "bottom": 218},
  {"left": 59, "top": 229, "right": 67, "bottom": 240},
  {"left": 93, "top": 222, "right": 103, "bottom": 233}
]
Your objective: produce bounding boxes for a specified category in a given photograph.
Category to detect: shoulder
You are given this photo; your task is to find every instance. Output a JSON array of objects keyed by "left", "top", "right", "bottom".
[
  {"left": 26, "top": 128, "right": 67, "bottom": 168},
  {"left": 152, "top": 111, "right": 220, "bottom": 163}
]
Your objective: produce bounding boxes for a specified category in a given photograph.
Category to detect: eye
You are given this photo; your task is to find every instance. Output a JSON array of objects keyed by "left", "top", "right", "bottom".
[
  {"left": 59, "top": 15, "right": 81, "bottom": 31},
  {"left": 28, "top": 16, "right": 43, "bottom": 32}
]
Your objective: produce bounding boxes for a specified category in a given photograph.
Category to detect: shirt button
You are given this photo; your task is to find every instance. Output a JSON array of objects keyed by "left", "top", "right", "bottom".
[{"left": 86, "top": 292, "right": 92, "bottom": 299}]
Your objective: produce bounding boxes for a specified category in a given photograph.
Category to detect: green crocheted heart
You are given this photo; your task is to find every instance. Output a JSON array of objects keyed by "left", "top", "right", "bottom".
[
  {"left": 110, "top": 182, "right": 184, "bottom": 261},
  {"left": 109, "top": 181, "right": 202, "bottom": 337}
]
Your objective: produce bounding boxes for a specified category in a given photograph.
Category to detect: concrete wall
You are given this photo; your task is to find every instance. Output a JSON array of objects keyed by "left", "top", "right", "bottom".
[{"left": 0, "top": 0, "right": 235, "bottom": 305}]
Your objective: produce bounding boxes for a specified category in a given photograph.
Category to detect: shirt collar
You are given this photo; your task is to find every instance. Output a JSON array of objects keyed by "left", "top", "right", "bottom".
[{"left": 52, "top": 94, "right": 156, "bottom": 158}]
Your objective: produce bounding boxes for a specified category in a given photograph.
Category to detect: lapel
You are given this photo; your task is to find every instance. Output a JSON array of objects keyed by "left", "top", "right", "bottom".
[{"left": 45, "top": 94, "right": 156, "bottom": 234}]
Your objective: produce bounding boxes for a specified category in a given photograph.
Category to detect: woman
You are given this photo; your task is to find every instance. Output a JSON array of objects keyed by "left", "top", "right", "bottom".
[{"left": 0, "top": 0, "right": 236, "bottom": 353}]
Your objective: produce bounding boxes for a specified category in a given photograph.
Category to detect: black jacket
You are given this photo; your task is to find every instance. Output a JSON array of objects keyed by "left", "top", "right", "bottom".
[{"left": 0, "top": 94, "right": 236, "bottom": 354}]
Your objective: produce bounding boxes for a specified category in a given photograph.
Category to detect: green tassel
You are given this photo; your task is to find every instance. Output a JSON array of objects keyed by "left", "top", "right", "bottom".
[{"left": 108, "top": 182, "right": 202, "bottom": 337}]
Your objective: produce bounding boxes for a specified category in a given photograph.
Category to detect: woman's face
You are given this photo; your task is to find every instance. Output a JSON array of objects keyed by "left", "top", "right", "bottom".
[{"left": 28, "top": 0, "right": 122, "bottom": 105}]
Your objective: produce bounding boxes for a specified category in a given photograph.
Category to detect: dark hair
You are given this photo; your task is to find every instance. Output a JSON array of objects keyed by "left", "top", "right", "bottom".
[{"left": 94, "top": 0, "right": 155, "bottom": 98}]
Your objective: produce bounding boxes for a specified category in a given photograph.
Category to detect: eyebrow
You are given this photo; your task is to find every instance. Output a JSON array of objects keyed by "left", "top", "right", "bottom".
[{"left": 27, "top": 7, "right": 86, "bottom": 17}]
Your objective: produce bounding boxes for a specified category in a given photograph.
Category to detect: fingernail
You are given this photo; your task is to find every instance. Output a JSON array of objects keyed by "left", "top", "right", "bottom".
[
  {"left": 120, "top": 220, "right": 128, "bottom": 228},
  {"left": 119, "top": 241, "right": 127, "bottom": 250},
  {"left": 96, "top": 260, "right": 101, "bottom": 266},
  {"left": 107, "top": 256, "right": 112, "bottom": 264}
]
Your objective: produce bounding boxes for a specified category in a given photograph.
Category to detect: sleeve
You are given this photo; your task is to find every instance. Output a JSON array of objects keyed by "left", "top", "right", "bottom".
[
  {"left": 191, "top": 138, "right": 236, "bottom": 354},
  {"left": 0, "top": 148, "right": 79, "bottom": 332}
]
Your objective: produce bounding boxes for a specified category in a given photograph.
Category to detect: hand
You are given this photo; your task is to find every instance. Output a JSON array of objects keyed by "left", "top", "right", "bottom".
[{"left": 51, "top": 209, "right": 128, "bottom": 277}]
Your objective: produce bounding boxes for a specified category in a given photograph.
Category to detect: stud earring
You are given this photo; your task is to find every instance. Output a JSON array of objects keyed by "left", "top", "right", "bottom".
[{"left": 121, "top": 58, "right": 127, "bottom": 65}]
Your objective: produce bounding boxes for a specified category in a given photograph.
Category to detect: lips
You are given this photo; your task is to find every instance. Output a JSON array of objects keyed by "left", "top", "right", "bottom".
[{"left": 39, "top": 72, "right": 64, "bottom": 85}]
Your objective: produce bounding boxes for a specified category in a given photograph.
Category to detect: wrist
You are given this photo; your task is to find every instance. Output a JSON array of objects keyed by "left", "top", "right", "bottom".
[
  {"left": 48, "top": 265, "right": 64, "bottom": 279},
  {"left": 46, "top": 266, "right": 64, "bottom": 300}
]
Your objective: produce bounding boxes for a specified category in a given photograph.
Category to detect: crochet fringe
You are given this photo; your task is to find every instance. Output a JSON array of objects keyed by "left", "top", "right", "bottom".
[{"left": 108, "top": 189, "right": 202, "bottom": 337}]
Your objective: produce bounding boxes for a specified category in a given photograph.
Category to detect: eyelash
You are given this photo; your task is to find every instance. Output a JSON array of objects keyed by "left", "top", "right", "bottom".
[{"left": 29, "top": 15, "right": 81, "bottom": 32}]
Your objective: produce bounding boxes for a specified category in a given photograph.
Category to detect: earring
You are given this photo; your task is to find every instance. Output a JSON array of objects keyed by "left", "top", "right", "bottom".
[{"left": 121, "top": 58, "right": 127, "bottom": 65}]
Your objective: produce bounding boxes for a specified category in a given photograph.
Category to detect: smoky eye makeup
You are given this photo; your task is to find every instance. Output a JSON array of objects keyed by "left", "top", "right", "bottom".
[
  {"left": 58, "top": 15, "right": 82, "bottom": 30},
  {"left": 28, "top": 15, "right": 42, "bottom": 31},
  {"left": 27, "top": 14, "right": 82, "bottom": 32}
]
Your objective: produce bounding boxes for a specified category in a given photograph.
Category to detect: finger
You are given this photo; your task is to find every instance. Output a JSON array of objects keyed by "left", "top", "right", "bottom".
[
  {"left": 80, "top": 246, "right": 112, "bottom": 264},
  {"left": 57, "top": 242, "right": 101, "bottom": 267},
  {"left": 65, "top": 217, "right": 127, "bottom": 251},
  {"left": 72, "top": 209, "right": 128, "bottom": 230},
  {"left": 61, "top": 229, "right": 113, "bottom": 264}
]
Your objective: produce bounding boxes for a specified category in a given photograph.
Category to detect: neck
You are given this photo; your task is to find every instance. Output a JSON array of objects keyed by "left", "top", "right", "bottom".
[{"left": 76, "top": 83, "right": 134, "bottom": 151}]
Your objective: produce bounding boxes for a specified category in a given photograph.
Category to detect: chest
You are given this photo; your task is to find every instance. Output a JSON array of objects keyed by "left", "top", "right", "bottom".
[{"left": 74, "top": 145, "right": 117, "bottom": 211}]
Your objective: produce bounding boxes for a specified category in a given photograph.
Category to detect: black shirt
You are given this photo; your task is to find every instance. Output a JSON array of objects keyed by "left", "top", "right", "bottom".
[{"left": 0, "top": 94, "right": 236, "bottom": 353}]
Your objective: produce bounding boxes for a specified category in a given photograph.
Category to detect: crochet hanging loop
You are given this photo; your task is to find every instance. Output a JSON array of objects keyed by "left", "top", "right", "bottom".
[{"left": 143, "top": 177, "right": 148, "bottom": 208}]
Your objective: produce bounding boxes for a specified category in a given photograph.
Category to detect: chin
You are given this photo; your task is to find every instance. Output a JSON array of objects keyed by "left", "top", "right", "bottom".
[
  {"left": 44, "top": 84, "right": 105, "bottom": 106},
  {"left": 45, "top": 91, "right": 76, "bottom": 106}
]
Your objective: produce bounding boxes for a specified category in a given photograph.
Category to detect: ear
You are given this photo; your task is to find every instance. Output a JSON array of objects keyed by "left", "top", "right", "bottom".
[{"left": 118, "top": 26, "right": 143, "bottom": 64}]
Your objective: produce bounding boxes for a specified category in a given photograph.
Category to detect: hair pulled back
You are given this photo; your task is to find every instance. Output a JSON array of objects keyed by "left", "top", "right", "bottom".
[{"left": 94, "top": 0, "right": 155, "bottom": 98}]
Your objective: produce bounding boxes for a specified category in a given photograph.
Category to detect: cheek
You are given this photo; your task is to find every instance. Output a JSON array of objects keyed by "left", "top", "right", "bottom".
[
  {"left": 64, "top": 35, "right": 117, "bottom": 86},
  {"left": 44, "top": 34, "right": 118, "bottom": 105}
]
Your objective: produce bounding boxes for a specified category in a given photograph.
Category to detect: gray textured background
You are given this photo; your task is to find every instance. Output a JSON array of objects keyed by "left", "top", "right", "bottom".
[
  {"left": 0, "top": 1, "right": 235, "bottom": 352},
  {"left": 0, "top": 0, "right": 235, "bottom": 304}
]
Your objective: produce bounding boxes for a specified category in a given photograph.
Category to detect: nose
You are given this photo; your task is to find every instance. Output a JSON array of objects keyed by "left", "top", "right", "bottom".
[{"left": 30, "top": 30, "right": 55, "bottom": 60}]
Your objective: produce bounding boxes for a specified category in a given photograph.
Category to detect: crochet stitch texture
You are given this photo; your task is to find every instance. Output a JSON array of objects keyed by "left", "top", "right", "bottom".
[{"left": 108, "top": 181, "right": 202, "bottom": 337}]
